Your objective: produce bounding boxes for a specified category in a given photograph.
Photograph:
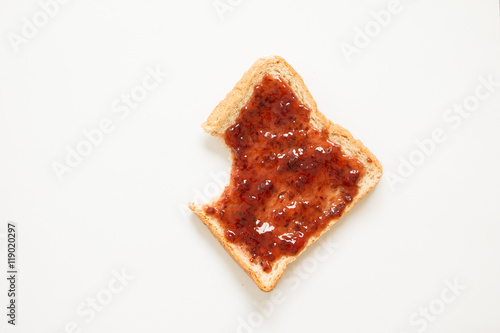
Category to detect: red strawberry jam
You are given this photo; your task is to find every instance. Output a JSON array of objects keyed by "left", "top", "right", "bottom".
[{"left": 205, "top": 74, "right": 364, "bottom": 272}]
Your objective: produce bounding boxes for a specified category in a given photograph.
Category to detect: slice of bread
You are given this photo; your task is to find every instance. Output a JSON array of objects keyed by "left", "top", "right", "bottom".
[{"left": 189, "top": 56, "right": 382, "bottom": 292}]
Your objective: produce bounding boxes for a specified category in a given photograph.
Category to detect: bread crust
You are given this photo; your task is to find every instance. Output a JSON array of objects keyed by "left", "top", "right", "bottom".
[{"left": 189, "top": 56, "right": 383, "bottom": 292}]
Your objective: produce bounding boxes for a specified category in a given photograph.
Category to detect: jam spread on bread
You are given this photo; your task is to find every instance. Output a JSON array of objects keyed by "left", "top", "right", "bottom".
[{"left": 205, "top": 74, "right": 365, "bottom": 272}]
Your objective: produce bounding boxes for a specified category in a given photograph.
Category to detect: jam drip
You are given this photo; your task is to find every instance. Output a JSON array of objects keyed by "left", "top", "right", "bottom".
[{"left": 205, "top": 74, "right": 364, "bottom": 272}]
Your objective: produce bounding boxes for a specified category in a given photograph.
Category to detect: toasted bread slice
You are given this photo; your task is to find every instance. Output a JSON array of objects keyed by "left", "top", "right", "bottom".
[{"left": 189, "top": 56, "right": 382, "bottom": 291}]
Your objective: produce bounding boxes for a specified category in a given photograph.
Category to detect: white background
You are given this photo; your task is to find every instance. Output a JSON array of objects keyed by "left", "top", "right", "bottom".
[{"left": 1, "top": 0, "right": 499, "bottom": 332}]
